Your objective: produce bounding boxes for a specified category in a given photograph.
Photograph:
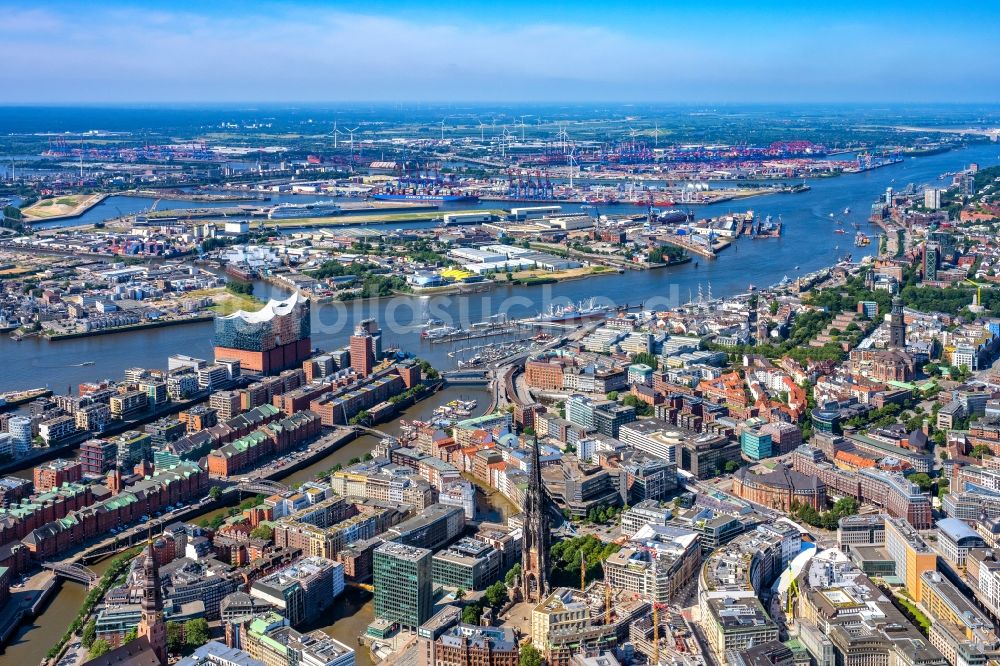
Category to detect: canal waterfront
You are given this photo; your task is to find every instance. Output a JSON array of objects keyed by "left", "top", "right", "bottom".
[
  {"left": 2, "top": 385, "right": 491, "bottom": 664},
  {"left": 5, "top": 143, "right": 999, "bottom": 395}
]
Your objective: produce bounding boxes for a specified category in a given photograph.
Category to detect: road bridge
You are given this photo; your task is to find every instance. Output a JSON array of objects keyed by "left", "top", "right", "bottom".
[
  {"left": 42, "top": 562, "right": 99, "bottom": 588},
  {"left": 235, "top": 479, "right": 289, "bottom": 496}
]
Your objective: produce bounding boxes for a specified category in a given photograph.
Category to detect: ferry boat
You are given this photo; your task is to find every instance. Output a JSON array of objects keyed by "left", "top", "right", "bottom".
[
  {"left": 267, "top": 200, "right": 341, "bottom": 220},
  {"left": 530, "top": 299, "right": 609, "bottom": 324},
  {"left": 855, "top": 232, "right": 871, "bottom": 247}
]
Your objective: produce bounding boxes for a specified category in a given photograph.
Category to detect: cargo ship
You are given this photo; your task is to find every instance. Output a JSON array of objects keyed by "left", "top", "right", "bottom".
[
  {"left": 267, "top": 200, "right": 341, "bottom": 220},
  {"left": 373, "top": 193, "right": 479, "bottom": 203},
  {"left": 0, "top": 387, "right": 53, "bottom": 411},
  {"left": 651, "top": 209, "right": 689, "bottom": 225}
]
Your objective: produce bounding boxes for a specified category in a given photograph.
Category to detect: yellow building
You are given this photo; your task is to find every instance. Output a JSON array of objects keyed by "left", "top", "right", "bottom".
[
  {"left": 884, "top": 516, "right": 937, "bottom": 603},
  {"left": 530, "top": 588, "right": 589, "bottom": 650}
]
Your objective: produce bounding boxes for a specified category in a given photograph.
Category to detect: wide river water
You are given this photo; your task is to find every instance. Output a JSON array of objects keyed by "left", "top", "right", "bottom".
[{"left": 6, "top": 143, "right": 1000, "bottom": 394}]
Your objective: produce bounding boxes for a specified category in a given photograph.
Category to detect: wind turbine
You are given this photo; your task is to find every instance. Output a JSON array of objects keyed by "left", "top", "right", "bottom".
[
  {"left": 568, "top": 145, "right": 578, "bottom": 189},
  {"left": 345, "top": 126, "right": 360, "bottom": 154},
  {"left": 519, "top": 115, "right": 527, "bottom": 142},
  {"left": 332, "top": 121, "right": 342, "bottom": 149},
  {"left": 556, "top": 123, "right": 570, "bottom": 154},
  {"left": 440, "top": 118, "right": 446, "bottom": 141},
  {"left": 653, "top": 122, "right": 660, "bottom": 148},
  {"left": 478, "top": 120, "right": 487, "bottom": 143}
]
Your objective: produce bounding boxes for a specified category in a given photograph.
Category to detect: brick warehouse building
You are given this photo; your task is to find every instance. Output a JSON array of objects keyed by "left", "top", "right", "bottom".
[{"left": 214, "top": 292, "right": 311, "bottom": 374}]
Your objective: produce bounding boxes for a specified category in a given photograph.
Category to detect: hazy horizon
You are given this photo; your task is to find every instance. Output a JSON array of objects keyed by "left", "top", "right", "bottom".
[{"left": 4, "top": 1, "right": 1000, "bottom": 105}]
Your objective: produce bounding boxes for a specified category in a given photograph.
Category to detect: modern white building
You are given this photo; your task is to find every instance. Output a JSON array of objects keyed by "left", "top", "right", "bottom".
[{"left": 7, "top": 415, "right": 32, "bottom": 457}]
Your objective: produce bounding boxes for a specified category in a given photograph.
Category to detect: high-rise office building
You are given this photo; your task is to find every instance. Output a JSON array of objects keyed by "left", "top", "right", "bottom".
[
  {"left": 7, "top": 415, "right": 33, "bottom": 457},
  {"left": 214, "top": 293, "right": 311, "bottom": 374},
  {"left": 923, "top": 242, "right": 940, "bottom": 282},
  {"left": 373, "top": 542, "right": 433, "bottom": 630},
  {"left": 349, "top": 328, "right": 375, "bottom": 378},
  {"left": 924, "top": 188, "right": 942, "bottom": 210}
]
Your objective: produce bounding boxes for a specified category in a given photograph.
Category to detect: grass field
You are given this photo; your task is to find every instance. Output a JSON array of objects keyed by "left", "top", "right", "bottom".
[
  {"left": 165, "top": 287, "right": 263, "bottom": 315},
  {"left": 511, "top": 265, "right": 612, "bottom": 282},
  {"left": 21, "top": 193, "right": 105, "bottom": 220},
  {"left": 0, "top": 265, "right": 39, "bottom": 277}
]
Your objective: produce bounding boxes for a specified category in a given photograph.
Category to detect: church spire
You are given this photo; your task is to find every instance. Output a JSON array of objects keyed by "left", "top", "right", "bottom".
[
  {"left": 521, "top": 434, "right": 551, "bottom": 603},
  {"left": 137, "top": 541, "right": 167, "bottom": 664}
]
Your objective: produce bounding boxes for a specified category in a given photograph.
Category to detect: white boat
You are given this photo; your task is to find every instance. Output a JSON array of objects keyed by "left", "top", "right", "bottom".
[
  {"left": 530, "top": 298, "right": 609, "bottom": 324},
  {"left": 422, "top": 325, "right": 459, "bottom": 339}
]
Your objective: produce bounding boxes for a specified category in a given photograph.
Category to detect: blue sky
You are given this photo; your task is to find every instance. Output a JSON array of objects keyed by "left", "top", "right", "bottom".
[{"left": 3, "top": 0, "right": 999, "bottom": 104}]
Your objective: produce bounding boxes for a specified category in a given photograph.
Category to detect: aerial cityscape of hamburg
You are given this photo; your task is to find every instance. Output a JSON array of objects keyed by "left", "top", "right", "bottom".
[{"left": 2, "top": 2, "right": 1000, "bottom": 666}]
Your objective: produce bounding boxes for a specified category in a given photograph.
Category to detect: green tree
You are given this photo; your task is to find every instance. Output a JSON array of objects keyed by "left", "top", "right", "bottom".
[
  {"left": 606, "top": 391, "right": 619, "bottom": 401},
  {"left": 909, "top": 473, "right": 934, "bottom": 493},
  {"left": 226, "top": 279, "right": 254, "bottom": 296},
  {"left": 184, "top": 618, "right": 210, "bottom": 647},
  {"left": 724, "top": 460, "right": 741, "bottom": 474},
  {"left": 208, "top": 486, "right": 222, "bottom": 500},
  {"left": 630, "top": 352, "right": 659, "bottom": 370},
  {"left": 505, "top": 563, "right": 522, "bottom": 586},
  {"left": 124, "top": 627, "right": 138, "bottom": 643},
  {"left": 250, "top": 525, "right": 274, "bottom": 541},
  {"left": 461, "top": 603, "right": 482, "bottom": 624},
  {"left": 520, "top": 643, "right": 543, "bottom": 666},
  {"left": 484, "top": 581, "right": 508, "bottom": 608},
  {"left": 82, "top": 619, "right": 97, "bottom": 648},
  {"left": 89, "top": 639, "right": 112, "bottom": 659},
  {"left": 621, "top": 394, "right": 653, "bottom": 416},
  {"left": 167, "top": 621, "right": 184, "bottom": 653}
]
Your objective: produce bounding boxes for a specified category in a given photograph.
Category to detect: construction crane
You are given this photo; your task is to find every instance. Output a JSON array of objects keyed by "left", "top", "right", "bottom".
[
  {"left": 605, "top": 582, "right": 612, "bottom": 625},
  {"left": 600, "top": 561, "right": 611, "bottom": 625},
  {"left": 652, "top": 602, "right": 663, "bottom": 666},
  {"left": 965, "top": 278, "right": 989, "bottom": 310}
]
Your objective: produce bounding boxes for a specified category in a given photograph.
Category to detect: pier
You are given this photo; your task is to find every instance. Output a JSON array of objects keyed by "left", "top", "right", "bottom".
[{"left": 658, "top": 235, "right": 721, "bottom": 259}]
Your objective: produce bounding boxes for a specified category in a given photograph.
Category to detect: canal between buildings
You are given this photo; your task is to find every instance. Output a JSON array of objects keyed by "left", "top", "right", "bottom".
[{"left": 2, "top": 385, "right": 499, "bottom": 665}]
